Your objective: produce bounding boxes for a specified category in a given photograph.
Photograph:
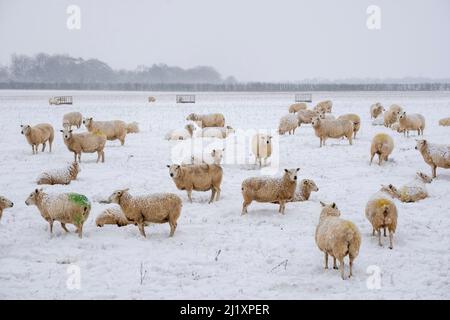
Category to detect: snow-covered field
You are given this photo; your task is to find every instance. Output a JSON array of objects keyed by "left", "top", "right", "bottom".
[{"left": 0, "top": 90, "right": 449, "bottom": 299}]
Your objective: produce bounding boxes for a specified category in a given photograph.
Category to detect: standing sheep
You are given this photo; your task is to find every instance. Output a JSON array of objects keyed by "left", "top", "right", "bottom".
[
  {"left": 107, "top": 189, "right": 182, "bottom": 237},
  {"left": 278, "top": 114, "right": 299, "bottom": 135},
  {"left": 311, "top": 117, "right": 353, "bottom": 147},
  {"left": 167, "top": 164, "right": 223, "bottom": 203},
  {"left": 370, "top": 133, "right": 394, "bottom": 165},
  {"left": 37, "top": 162, "right": 80, "bottom": 185},
  {"left": 0, "top": 195, "right": 14, "bottom": 221},
  {"left": 251, "top": 134, "right": 273, "bottom": 167},
  {"left": 415, "top": 139, "right": 450, "bottom": 178},
  {"left": 289, "top": 103, "right": 307, "bottom": 113},
  {"left": 25, "top": 189, "right": 91, "bottom": 238},
  {"left": 20, "top": 124, "right": 54, "bottom": 154},
  {"left": 126, "top": 122, "right": 140, "bottom": 134},
  {"left": 370, "top": 103, "right": 385, "bottom": 119},
  {"left": 380, "top": 172, "right": 432, "bottom": 203},
  {"left": 398, "top": 111, "right": 425, "bottom": 137},
  {"left": 365, "top": 192, "right": 398, "bottom": 249},
  {"left": 315, "top": 202, "right": 361, "bottom": 280},
  {"left": 62, "top": 112, "right": 83, "bottom": 130},
  {"left": 241, "top": 168, "right": 300, "bottom": 215},
  {"left": 148, "top": 96, "right": 156, "bottom": 102},
  {"left": 337, "top": 114, "right": 361, "bottom": 138},
  {"left": 60, "top": 128, "right": 106, "bottom": 163},
  {"left": 314, "top": 100, "right": 333, "bottom": 113},
  {"left": 186, "top": 113, "right": 225, "bottom": 128},
  {"left": 439, "top": 117, "right": 450, "bottom": 126},
  {"left": 383, "top": 109, "right": 400, "bottom": 128},
  {"left": 273, "top": 179, "right": 318, "bottom": 203},
  {"left": 83, "top": 117, "right": 127, "bottom": 146}
]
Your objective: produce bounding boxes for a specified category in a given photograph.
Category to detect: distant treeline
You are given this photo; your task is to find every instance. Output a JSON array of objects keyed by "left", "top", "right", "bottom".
[{"left": 1, "top": 82, "right": 449, "bottom": 91}]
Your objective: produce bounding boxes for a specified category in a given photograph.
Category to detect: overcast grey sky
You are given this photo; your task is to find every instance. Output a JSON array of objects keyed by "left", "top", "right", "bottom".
[{"left": 0, "top": 0, "right": 449, "bottom": 81}]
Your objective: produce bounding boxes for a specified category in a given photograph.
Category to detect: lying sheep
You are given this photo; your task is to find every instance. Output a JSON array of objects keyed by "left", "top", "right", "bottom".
[
  {"left": 289, "top": 103, "right": 308, "bottom": 113},
  {"left": 337, "top": 114, "right": 361, "bottom": 138},
  {"left": 273, "top": 179, "right": 318, "bottom": 203},
  {"left": 63, "top": 112, "right": 83, "bottom": 130},
  {"left": 20, "top": 124, "right": 54, "bottom": 154},
  {"left": 199, "top": 126, "right": 235, "bottom": 139},
  {"left": 315, "top": 202, "right": 361, "bottom": 279},
  {"left": 398, "top": 111, "right": 425, "bottom": 137},
  {"left": 0, "top": 195, "right": 13, "bottom": 221},
  {"left": 311, "top": 117, "right": 353, "bottom": 147},
  {"left": 439, "top": 117, "right": 450, "bottom": 126},
  {"left": 370, "top": 103, "right": 385, "bottom": 119},
  {"left": 126, "top": 122, "right": 139, "bottom": 134},
  {"left": 383, "top": 109, "right": 399, "bottom": 128},
  {"left": 380, "top": 172, "right": 432, "bottom": 203},
  {"left": 37, "top": 162, "right": 80, "bottom": 185},
  {"left": 415, "top": 139, "right": 450, "bottom": 178},
  {"left": 241, "top": 168, "right": 300, "bottom": 215},
  {"left": 25, "top": 189, "right": 91, "bottom": 238},
  {"left": 297, "top": 109, "right": 319, "bottom": 125},
  {"left": 365, "top": 192, "right": 398, "bottom": 249},
  {"left": 251, "top": 133, "right": 273, "bottom": 167},
  {"left": 370, "top": 133, "right": 394, "bottom": 165},
  {"left": 186, "top": 113, "right": 225, "bottom": 128},
  {"left": 108, "top": 189, "right": 182, "bottom": 237},
  {"left": 165, "top": 124, "right": 197, "bottom": 140},
  {"left": 96, "top": 206, "right": 132, "bottom": 227},
  {"left": 167, "top": 164, "right": 223, "bottom": 203},
  {"left": 60, "top": 128, "right": 106, "bottom": 163},
  {"left": 278, "top": 114, "right": 299, "bottom": 135},
  {"left": 182, "top": 148, "right": 225, "bottom": 165},
  {"left": 148, "top": 96, "right": 156, "bottom": 102},
  {"left": 83, "top": 117, "right": 127, "bottom": 146},
  {"left": 314, "top": 100, "right": 333, "bottom": 113}
]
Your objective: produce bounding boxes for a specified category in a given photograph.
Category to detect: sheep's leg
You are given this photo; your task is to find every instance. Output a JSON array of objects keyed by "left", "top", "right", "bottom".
[
  {"left": 61, "top": 223, "right": 69, "bottom": 233},
  {"left": 370, "top": 153, "right": 375, "bottom": 165},
  {"left": 169, "top": 220, "right": 177, "bottom": 237},
  {"left": 383, "top": 227, "right": 387, "bottom": 237},
  {"left": 48, "top": 219, "right": 54, "bottom": 234},
  {"left": 333, "top": 257, "right": 338, "bottom": 269},
  {"left": 77, "top": 225, "right": 83, "bottom": 238},
  {"left": 120, "top": 137, "right": 125, "bottom": 146},
  {"left": 49, "top": 140, "right": 52, "bottom": 152},
  {"left": 31, "top": 145, "right": 35, "bottom": 154},
  {"left": 432, "top": 165, "right": 437, "bottom": 178},
  {"left": 215, "top": 187, "right": 221, "bottom": 201},
  {"left": 241, "top": 200, "right": 251, "bottom": 215},
  {"left": 389, "top": 230, "right": 394, "bottom": 249},
  {"left": 378, "top": 154, "right": 382, "bottom": 165},
  {"left": 324, "top": 252, "right": 328, "bottom": 269},
  {"left": 279, "top": 201, "right": 286, "bottom": 214},
  {"left": 35, "top": 144, "right": 39, "bottom": 154},
  {"left": 138, "top": 222, "right": 146, "bottom": 237},
  {"left": 339, "top": 258, "right": 346, "bottom": 280},
  {"left": 96, "top": 151, "right": 101, "bottom": 163},
  {"left": 187, "top": 190, "right": 193, "bottom": 203},
  {"left": 209, "top": 189, "right": 216, "bottom": 204},
  {"left": 42, "top": 143, "right": 46, "bottom": 152},
  {"left": 378, "top": 230, "right": 382, "bottom": 247},
  {"left": 372, "top": 228, "right": 375, "bottom": 236},
  {"left": 349, "top": 256, "right": 354, "bottom": 277},
  {"left": 102, "top": 151, "right": 105, "bottom": 163},
  {"left": 78, "top": 153, "right": 81, "bottom": 163},
  {"left": 348, "top": 135, "right": 353, "bottom": 145},
  {"left": 73, "top": 152, "right": 77, "bottom": 162}
]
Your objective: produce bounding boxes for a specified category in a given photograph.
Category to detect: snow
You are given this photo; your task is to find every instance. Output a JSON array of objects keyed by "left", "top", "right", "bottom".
[{"left": 0, "top": 90, "right": 449, "bottom": 299}]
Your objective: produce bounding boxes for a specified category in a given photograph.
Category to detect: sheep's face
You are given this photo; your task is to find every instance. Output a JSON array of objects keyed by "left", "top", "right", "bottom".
[
  {"left": 186, "top": 113, "right": 197, "bottom": 121},
  {"left": 211, "top": 149, "right": 224, "bottom": 162},
  {"left": 417, "top": 172, "right": 432, "bottom": 183},
  {"left": 259, "top": 135, "right": 272, "bottom": 145},
  {"left": 399, "top": 111, "right": 407, "bottom": 120},
  {"left": 415, "top": 139, "right": 427, "bottom": 151},
  {"left": 226, "top": 126, "right": 235, "bottom": 134},
  {"left": 303, "top": 180, "right": 319, "bottom": 192},
  {"left": 72, "top": 162, "right": 81, "bottom": 172},
  {"left": 20, "top": 125, "right": 31, "bottom": 135},
  {"left": 311, "top": 117, "right": 321, "bottom": 127},
  {"left": 167, "top": 164, "right": 182, "bottom": 178},
  {"left": 0, "top": 196, "right": 13, "bottom": 209},
  {"left": 284, "top": 168, "right": 300, "bottom": 182},
  {"left": 25, "top": 189, "right": 42, "bottom": 206},
  {"left": 60, "top": 128, "right": 73, "bottom": 140},
  {"left": 319, "top": 201, "right": 340, "bottom": 218},
  {"left": 82, "top": 117, "right": 93, "bottom": 126},
  {"left": 108, "top": 189, "right": 129, "bottom": 204}
]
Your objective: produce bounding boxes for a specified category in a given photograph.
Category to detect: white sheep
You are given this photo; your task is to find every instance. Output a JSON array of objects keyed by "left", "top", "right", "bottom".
[
  {"left": 289, "top": 103, "right": 307, "bottom": 113},
  {"left": 126, "top": 122, "right": 140, "bottom": 134},
  {"left": 62, "top": 112, "right": 83, "bottom": 130},
  {"left": 439, "top": 117, "right": 450, "bottom": 126},
  {"left": 311, "top": 117, "right": 353, "bottom": 147},
  {"left": 20, "top": 124, "right": 54, "bottom": 154},
  {"left": 198, "top": 126, "right": 235, "bottom": 139},
  {"left": 415, "top": 139, "right": 450, "bottom": 178},
  {"left": 314, "top": 100, "right": 333, "bottom": 113},
  {"left": 315, "top": 202, "right": 361, "bottom": 279},
  {"left": 107, "top": 189, "right": 182, "bottom": 237},
  {"left": 380, "top": 172, "right": 432, "bottom": 203},
  {"left": 383, "top": 109, "right": 400, "bottom": 128},
  {"left": 297, "top": 109, "right": 320, "bottom": 125},
  {"left": 186, "top": 113, "right": 225, "bottom": 128},
  {"left": 25, "top": 189, "right": 91, "bottom": 238},
  {"left": 319, "top": 113, "right": 336, "bottom": 120},
  {"left": 148, "top": 96, "right": 156, "bottom": 102},
  {"left": 37, "top": 162, "right": 80, "bottom": 185},
  {"left": 370, "top": 133, "right": 394, "bottom": 165},
  {"left": 83, "top": 117, "right": 127, "bottom": 145},
  {"left": 273, "top": 179, "right": 318, "bottom": 203},
  {"left": 370, "top": 103, "right": 385, "bottom": 119},
  {"left": 182, "top": 148, "right": 225, "bottom": 165},
  {"left": 241, "top": 168, "right": 300, "bottom": 215},
  {"left": 0, "top": 195, "right": 14, "bottom": 221},
  {"left": 278, "top": 114, "right": 299, "bottom": 135},
  {"left": 398, "top": 111, "right": 425, "bottom": 137},
  {"left": 251, "top": 133, "right": 273, "bottom": 167},
  {"left": 337, "top": 113, "right": 361, "bottom": 138},
  {"left": 60, "top": 128, "right": 106, "bottom": 163}
]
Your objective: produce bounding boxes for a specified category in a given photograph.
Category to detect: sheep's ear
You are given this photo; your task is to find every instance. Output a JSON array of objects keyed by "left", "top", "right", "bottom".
[
  {"left": 331, "top": 203, "right": 336, "bottom": 208},
  {"left": 296, "top": 168, "right": 300, "bottom": 172},
  {"left": 319, "top": 201, "right": 326, "bottom": 207},
  {"left": 212, "top": 149, "right": 216, "bottom": 155},
  {"left": 123, "top": 188, "right": 129, "bottom": 192},
  {"left": 20, "top": 125, "right": 23, "bottom": 127},
  {"left": 177, "top": 165, "right": 181, "bottom": 168},
  {"left": 166, "top": 165, "right": 170, "bottom": 168},
  {"left": 60, "top": 130, "right": 64, "bottom": 133},
  {"left": 389, "top": 184, "right": 393, "bottom": 188},
  {"left": 69, "top": 130, "right": 73, "bottom": 133},
  {"left": 35, "top": 189, "right": 39, "bottom": 194},
  {"left": 284, "top": 169, "right": 288, "bottom": 173}
]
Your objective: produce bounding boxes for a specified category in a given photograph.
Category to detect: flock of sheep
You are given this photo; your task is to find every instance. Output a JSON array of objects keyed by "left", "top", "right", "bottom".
[{"left": 0, "top": 98, "right": 449, "bottom": 281}]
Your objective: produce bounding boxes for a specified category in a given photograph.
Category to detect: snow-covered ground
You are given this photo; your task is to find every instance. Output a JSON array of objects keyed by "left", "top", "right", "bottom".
[{"left": 0, "top": 90, "right": 449, "bottom": 299}]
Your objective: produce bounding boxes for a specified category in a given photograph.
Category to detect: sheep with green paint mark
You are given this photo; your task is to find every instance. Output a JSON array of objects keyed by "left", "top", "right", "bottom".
[{"left": 25, "top": 189, "right": 91, "bottom": 238}]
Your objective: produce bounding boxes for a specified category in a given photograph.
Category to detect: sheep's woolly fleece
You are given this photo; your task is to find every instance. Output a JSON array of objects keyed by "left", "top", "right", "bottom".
[{"left": 0, "top": 90, "right": 449, "bottom": 299}]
